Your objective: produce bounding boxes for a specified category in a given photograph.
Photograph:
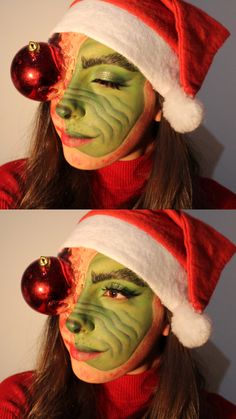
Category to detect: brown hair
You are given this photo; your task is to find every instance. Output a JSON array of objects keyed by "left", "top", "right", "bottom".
[
  {"left": 25, "top": 316, "right": 211, "bottom": 419},
  {"left": 18, "top": 103, "right": 202, "bottom": 209}
]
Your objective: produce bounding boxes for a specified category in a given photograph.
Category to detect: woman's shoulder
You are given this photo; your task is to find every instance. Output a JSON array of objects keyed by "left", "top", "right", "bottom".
[
  {"left": 199, "top": 177, "right": 236, "bottom": 209},
  {"left": 205, "top": 392, "right": 236, "bottom": 419},
  {"left": 0, "top": 371, "right": 33, "bottom": 395},
  {"left": 0, "top": 159, "right": 27, "bottom": 209},
  {"left": 0, "top": 371, "right": 34, "bottom": 418}
]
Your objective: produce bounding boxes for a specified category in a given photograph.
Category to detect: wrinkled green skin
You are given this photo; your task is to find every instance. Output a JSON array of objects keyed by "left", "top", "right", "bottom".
[
  {"left": 56, "top": 38, "right": 146, "bottom": 157},
  {"left": 65, "top": 253, "right": 154, "bottom": 371}
]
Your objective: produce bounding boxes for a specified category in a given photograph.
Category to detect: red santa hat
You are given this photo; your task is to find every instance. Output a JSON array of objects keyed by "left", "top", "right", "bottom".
[
  {"left": 61, "top": 210, "right": 235, "bottom": 348},
  {"left": 52, "top": 0, "right": 230, "bottom": 134}
]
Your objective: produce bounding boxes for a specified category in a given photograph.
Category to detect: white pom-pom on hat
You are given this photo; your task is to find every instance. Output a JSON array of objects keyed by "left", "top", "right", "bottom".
[
  {"left": 171, "top": 301, "right": 212, "bottom": 348},
  {"left": 163, "top": 86, "right": 204, "bottom": 134}
]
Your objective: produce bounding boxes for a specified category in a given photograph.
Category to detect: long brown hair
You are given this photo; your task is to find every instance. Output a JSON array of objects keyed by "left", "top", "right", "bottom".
[
  {"left": 18, "top": 103, "right": 201, "bottom": 209},
  {"left": 25, "top": 316, "right": 211, "bottom": 419}
]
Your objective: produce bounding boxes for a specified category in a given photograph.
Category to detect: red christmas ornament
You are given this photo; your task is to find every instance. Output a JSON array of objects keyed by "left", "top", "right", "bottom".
[
  {"left": 21, "top": 256, "right": 74, "bottom": 315},
  {"left": 10, "top": 41, "right": 64, "bottom": 101}
]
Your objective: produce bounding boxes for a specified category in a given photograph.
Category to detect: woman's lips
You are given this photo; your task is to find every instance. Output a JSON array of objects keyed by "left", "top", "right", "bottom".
[
  {"left": 61, "top": 132, "right": 95, "bottom": 148},
  {"left": 68, "top": 343, "right": 103, "bottom": 361}
]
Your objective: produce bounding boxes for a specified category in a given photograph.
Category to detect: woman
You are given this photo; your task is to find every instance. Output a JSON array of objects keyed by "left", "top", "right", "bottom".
[
  {"left": 0, "top": 210, "right": 235, "bottom": 418},
  {"left": 0, "top": 0, "right": 236, "bottom": 209}
]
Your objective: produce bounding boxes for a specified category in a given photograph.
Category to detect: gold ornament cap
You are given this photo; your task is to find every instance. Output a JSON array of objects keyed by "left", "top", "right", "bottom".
[
  {"left": 39, "top": 256, "right": 51, "bottom": 268},
  {"left": 28, "top": 41, "right": 40, "bottom": 53}
]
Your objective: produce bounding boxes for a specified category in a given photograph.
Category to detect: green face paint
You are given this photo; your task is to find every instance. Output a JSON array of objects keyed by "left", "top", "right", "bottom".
[
  {"left": 50, "top": 33, "right": 157, "bottom": 170},
  {"left": 67, "top": 253, "right": 153, "bottom": 370},
  {"left": 58, "top": 38, "right": 145, "bottom": 158},
  {"left": 59, "top": 249, "right": 165, "bottom": 383}
]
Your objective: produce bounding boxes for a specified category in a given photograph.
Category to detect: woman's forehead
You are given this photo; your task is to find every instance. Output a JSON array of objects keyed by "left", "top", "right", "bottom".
[
  {"left": 67, "top": 247, "right": 125, "bottom": 270},
  {"left": 63, "top": 248, "right": 148, "bottom": 287},
  {"left": 53, "top": 32, "right": 138, "bottom": 72}
]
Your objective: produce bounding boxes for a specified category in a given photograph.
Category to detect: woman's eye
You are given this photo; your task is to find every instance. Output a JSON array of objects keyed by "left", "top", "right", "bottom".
[
  {"left": 103, "top": 289, "right": 127, "bottom": 299},
  {"left": 92, "top": 79, "right": 123, "bottom": 90},
  {"left": 102, "top": 286, "right": 140, "bottom": 300}
]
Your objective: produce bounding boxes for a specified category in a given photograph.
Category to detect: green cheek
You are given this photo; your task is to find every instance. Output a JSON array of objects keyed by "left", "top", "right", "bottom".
[{"left": 72, "top": 289, "right": 154, "bottom": 371}]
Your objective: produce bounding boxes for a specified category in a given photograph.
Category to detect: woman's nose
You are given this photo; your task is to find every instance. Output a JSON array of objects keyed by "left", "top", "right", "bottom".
[
  {"left": 56, "top": 98, "right": 85, "bottom": 120},
  {"left": 66, "top": 318, "right": 81, "bottom": 334},
  {"left": 56, "top": 104, "right": 72, "bottom": 119},
  {"left": 66, "top": 313, "right": 94, "bottom": 334}
]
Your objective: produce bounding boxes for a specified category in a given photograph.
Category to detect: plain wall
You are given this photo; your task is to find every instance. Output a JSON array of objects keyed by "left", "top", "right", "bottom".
[
  {"left": 0, "top": 210, "right": 235, "bottom": 404},
  {"left": 1, "top": 0, "right": 236, "bottom": 192}
]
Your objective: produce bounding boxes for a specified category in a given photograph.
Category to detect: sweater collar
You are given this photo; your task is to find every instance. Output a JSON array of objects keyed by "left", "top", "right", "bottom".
[
  {"left": 91, "top": 149, "right": 154, "bottom": 208},
  {"left": 100, "top": 367, "right": 159, "bottom": 402},
  {"left": 96, "top": 367, "right": 159, "bottom": 419}
]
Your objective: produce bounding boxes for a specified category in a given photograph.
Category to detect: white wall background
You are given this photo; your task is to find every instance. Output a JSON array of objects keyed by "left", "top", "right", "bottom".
[
  {"left": 0, "top": 210, "right": 235, "bottom": 404},
  {"left": 0, "top": 1, "right": 236, "bottom": 192}
]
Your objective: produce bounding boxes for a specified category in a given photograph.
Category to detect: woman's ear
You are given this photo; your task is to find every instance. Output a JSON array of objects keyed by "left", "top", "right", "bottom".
[
  {"left": 154, "top": 92, "right": 162, "bottom": 121},
  {"left": 162, "top": 323, "right": 170, "bottom": 336},
  {"left": 154, "top": 109, "right": 162, "bottom": 122}
]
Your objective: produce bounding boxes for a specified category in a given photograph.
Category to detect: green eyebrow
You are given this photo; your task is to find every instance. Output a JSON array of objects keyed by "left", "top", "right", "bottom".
[
  {"left": 81, "top": 53, "right": 138, "bottom": 72},
  {"left": 91, "top": 268, "right": 147, "bottom": 287}
]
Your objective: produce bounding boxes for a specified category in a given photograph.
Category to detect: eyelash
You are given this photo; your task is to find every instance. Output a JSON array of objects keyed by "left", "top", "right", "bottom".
[
  {"left": 102, "top": 284, "right": 140, "bottom": 299},
  {"left": 92, "top": 79, "right": 124, "bottom": 90}
]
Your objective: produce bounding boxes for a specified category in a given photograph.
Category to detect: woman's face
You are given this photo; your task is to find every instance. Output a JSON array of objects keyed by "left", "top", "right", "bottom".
[
  {"left": 50, "top": 33, "right": 158, "bottom": 170},
  {"left": 59, "top": 248, "right": 168, "bottom": 383}
]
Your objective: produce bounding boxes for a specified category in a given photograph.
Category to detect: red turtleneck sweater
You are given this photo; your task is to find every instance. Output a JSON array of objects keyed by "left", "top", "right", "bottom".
[
  {"left": 96, "top": 368, "right": 158, "bottom": 418},
  {"left": 0, "top": 157, "right": 236, "bottom": 209},
  {"left": 91, "top": 151, "right": 153, "bottom": 208},
  {"left": 0, "top": 370, "right": 236, "bottom": 418}
]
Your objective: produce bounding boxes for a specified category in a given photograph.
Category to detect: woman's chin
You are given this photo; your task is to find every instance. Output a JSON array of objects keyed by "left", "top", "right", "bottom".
[
  {"left": 71, "top": 360, "right": 129, "bottom": 384},
  {"left": 62, "top": 144, "right": 119, "bottom": 170},
  {"left": 61, "top": 134, "right": 147, "bottom": 170}
]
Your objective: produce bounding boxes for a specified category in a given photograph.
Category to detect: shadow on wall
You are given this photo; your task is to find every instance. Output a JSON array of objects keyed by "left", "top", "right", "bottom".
[
  {"left": 189, "top": 125, "right": 224, "bottom": 178},
  {"left": 194, "top": 340, "right": 230, "bottom": 393}
]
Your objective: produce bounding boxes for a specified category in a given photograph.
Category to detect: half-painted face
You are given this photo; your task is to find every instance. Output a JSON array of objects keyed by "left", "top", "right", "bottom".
[
  {"left": 59, "top": 248, "right": 167, "bottom": 383},
  {"left": 50, "top": 33, "right": 158, "bottom": 170}
]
